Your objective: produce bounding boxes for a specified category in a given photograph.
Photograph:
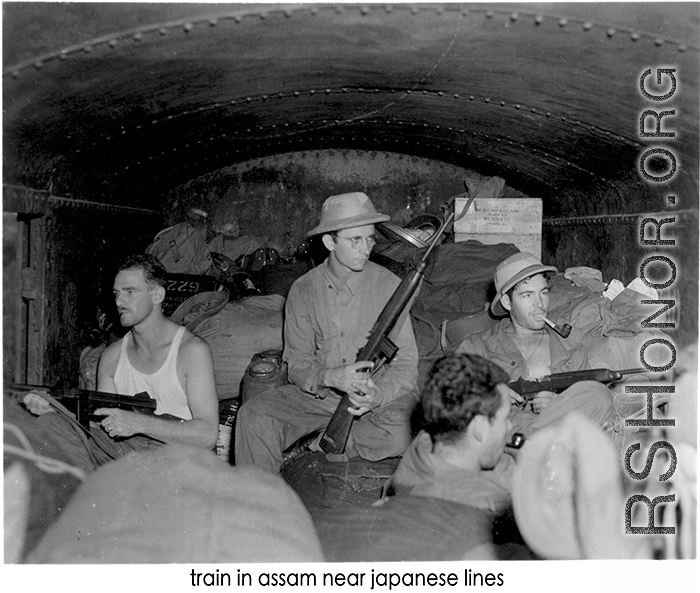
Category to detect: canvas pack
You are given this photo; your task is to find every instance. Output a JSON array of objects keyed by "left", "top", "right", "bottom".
[{"left": 146, "top": 222, "right": 213, "bottom": 275}]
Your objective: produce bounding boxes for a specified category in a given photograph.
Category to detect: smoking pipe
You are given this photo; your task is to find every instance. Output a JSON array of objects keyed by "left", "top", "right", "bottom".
[{"left": 540, "top": 315, "right": 572, "bottom": 338}]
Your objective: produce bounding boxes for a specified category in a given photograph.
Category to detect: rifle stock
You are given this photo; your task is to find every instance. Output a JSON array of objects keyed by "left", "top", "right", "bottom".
[
  {"left": 508, "top": 368, "right": 647, "bottom": 404},
  {"left": 319, "top": 213, "right": 454, "bottom": 454},
  {"left": 13, "top": 384, "right": 158, "bottom": 428}
]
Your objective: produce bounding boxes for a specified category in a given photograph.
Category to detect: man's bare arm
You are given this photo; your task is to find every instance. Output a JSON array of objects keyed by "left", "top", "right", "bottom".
[
  {"left": 96, "top": 340, "right": 120, "bottom": 394},
  {"left": 95, "top": 335, "right": 219, "bottom": 448}
]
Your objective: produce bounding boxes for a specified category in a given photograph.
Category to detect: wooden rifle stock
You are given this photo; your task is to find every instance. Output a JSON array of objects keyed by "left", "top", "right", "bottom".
[
  {"left": 508, "top": 368, "right": 647, "bottom": 405},
  {"left": 13, "top": 384, "right": 158, "bottom": 428},
  {"left": 319, "top": 213, "right": 455, "bottom": 454}
]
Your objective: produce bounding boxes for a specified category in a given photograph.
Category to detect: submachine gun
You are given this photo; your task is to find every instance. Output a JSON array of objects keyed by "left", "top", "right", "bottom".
[
  {"left": 11, "top": 384, "right": 158, "bottom": 429},
  {"left": 318, "top": 211, "right": 455, "bottom": 455}
]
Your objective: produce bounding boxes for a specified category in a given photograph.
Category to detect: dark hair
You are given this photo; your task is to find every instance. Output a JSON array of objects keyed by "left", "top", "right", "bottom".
[
  {"left": 505, "top": 272, "right": 550, "bottom": 300},
  {"left": 117, "top": 254, "right": 167, "bottom": 287},
  {"left": 421, "top": 353, "right": 508, "bottom": 444}
]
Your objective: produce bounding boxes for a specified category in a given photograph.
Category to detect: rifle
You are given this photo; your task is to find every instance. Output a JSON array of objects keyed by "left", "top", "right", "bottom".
[
  {"left": 508, "top": 368, "right": 647, "bottom": 405},
  {"left": 12, "top": 384, "right": 158, "bottom": 429},
  {"left": 319, "top": 212, "right": 455, "bottom": 455}
]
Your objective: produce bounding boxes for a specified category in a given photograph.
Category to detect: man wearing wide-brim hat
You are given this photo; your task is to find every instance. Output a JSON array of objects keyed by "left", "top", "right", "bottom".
[
  {"left": 235, "top": 192, "right": 419, "bottom": 473},
  {"left": 456, "top": 252, "right": 613, "bottom": 438}
]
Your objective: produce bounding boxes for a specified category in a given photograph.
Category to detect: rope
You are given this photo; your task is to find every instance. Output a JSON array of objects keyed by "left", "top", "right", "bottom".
[{"left": 4, "top": 422, "right": 87, "bottom": 482}]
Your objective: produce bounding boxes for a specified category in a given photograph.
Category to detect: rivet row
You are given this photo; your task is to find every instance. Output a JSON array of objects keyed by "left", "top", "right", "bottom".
[
  {"left": 4, "top": 4, "right": 695, "bottom": 78},
  {"left": 98, "top": 114, "right": 614, "bottom": 188},
  {"left": 81, "top": 85, "right": 636, "bottom": 155}
]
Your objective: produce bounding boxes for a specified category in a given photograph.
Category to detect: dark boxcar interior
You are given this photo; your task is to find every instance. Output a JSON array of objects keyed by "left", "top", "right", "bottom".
[{"left": 3, "top": 2, "right": 698, "bottom": 567}]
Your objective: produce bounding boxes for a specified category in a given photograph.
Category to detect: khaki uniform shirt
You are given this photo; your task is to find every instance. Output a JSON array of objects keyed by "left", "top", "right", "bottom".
[{"left": 283, "top": 259, "right": 418, "bottom": 406}]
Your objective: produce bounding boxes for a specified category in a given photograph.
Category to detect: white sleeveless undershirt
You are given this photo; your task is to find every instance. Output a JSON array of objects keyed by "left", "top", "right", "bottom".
[{"left": 113, "top": 325, "right": 192, "bottom": 420}]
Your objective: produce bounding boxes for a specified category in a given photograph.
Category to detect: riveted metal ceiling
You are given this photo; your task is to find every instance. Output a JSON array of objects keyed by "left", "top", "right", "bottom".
[{"left": 3, "top": 3, "right": 699, "bottom": 214}]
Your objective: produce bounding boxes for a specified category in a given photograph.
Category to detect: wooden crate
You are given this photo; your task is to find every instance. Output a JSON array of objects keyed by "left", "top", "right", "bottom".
[{"left": 454, "top": 197, "right": 542, "bottom": 257}]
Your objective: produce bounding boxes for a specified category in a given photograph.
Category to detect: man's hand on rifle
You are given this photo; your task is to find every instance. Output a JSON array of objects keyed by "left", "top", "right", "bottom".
[
  {"left": 347, "top": 376, "right": 381, "bottom": 417},
  {"left": 503, "top": 384, "right": 525, "bottom": 408},
  {"left": 530, "top": 390, "right": 557, "bottom": 414},
  {"left": 322, "top": 361, "right": 375, "bottom": 395},
  {"left": 23, "top": 390, "right": 54, "bottom": 416},
  {"left": 94, "top": 408, "right": 144, "bottom": 439},
  {"left": 322, "top": 361, "right": 381, "bottom": 417}
]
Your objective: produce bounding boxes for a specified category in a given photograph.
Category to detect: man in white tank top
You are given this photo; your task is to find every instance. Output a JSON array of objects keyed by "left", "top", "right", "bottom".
[{"left": 24, "top": 255, "right": 219, "bottom": 471}]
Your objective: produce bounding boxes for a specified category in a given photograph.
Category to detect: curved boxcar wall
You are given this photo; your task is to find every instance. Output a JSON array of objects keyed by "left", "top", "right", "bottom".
[
  {"left": 162, "top": 149, "right": 532, "bottom": 255},
  {"left": 41, "top": 205, "right": 161, "bottom": 387}
]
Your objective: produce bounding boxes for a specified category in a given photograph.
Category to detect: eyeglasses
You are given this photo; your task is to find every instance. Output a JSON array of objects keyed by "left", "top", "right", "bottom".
[{"left": 335, "top": 234, "right": 377, "bottom": 249}]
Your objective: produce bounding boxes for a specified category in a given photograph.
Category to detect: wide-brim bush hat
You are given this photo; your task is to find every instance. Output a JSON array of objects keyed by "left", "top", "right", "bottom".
[
  {"left": 170, "top": 290, "right": 229, "bottom": 331},
  {"left": 512, "top": 413, "right": 641, "bottom": 559},
  {"left": 306, "top": 192, "right": 390, "bottom": 237},
  {"left": 491, "top": 252, "right": 558, "bottom": 316}
]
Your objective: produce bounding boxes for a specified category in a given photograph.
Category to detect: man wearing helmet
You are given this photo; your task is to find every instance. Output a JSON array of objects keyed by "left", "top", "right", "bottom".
[{"left": 456, "top": 252, "right": 613, "bottom": 437}]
